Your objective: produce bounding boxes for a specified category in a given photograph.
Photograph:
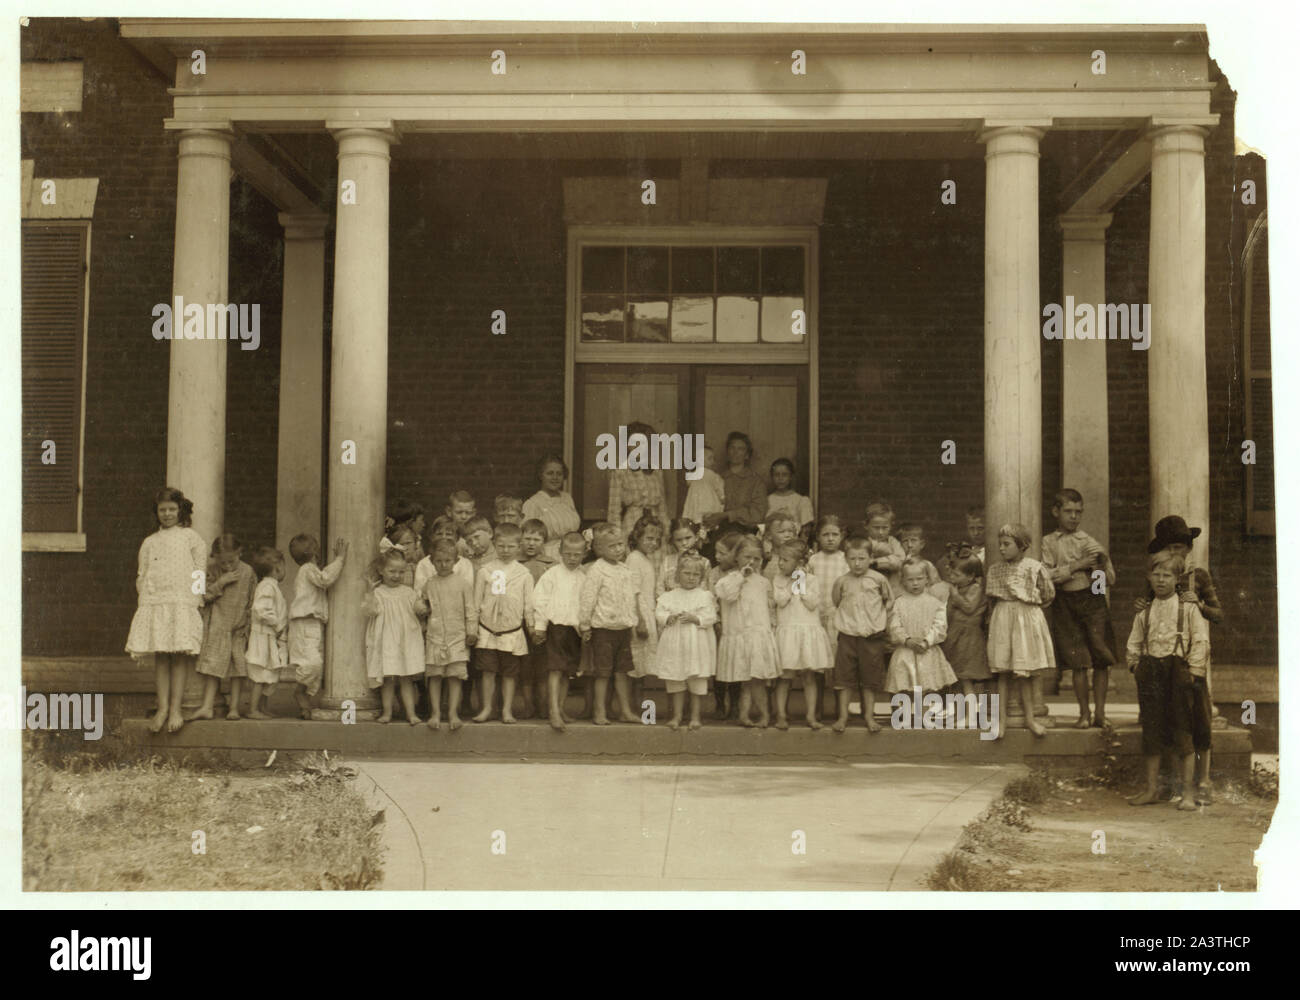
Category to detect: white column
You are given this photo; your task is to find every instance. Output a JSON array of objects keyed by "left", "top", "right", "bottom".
[
  {"left": 275, "top": 212, "right": 329, "bottom": 600},
  {"left": 981, "top": 125, "right": 1046, "bottom": 560},
  {"left": 167, "top": 127, "right": 233, "bottom": 544},
  {"left": 1147, "top": 124, "right": 1210, "bottom": 564},
  {"left": 318, "top": 126, "right": 396, "bottom": 719},
  {"left": 1060, "top": 213, "right": 1113, "bottom": 550}
]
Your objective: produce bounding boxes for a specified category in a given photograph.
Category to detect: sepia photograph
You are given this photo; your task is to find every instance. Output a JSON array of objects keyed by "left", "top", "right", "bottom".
[{"left": 10, "top": 4, "right": 1286, "bottom": 909}]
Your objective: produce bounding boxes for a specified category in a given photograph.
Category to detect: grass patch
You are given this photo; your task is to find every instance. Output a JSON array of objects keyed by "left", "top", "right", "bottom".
[
  {"left": 926, "top": 769, "right": 1052, "bottom": 889},
  {"left": 23, "top": 741, "right": 384, "bottom": 891}
]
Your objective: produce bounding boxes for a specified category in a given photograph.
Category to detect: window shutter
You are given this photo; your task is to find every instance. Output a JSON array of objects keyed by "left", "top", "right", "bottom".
[
  {"left": 1243, "top": 219, "right": 1273, "bottom": 535},
  {"left": 22, "top": 221, "right": 87, "bottom": 533}
]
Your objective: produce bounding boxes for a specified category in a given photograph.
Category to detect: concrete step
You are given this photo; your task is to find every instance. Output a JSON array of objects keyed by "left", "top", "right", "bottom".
[{"left": 120, "top": 710, "right": 1254, "bottom": 773}]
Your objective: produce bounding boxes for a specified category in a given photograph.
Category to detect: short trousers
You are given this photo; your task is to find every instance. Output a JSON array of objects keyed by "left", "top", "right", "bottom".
[
  {"left": 520, "top": 631, "right": 545, "bottom": 685},
  {"left": 665, "top": 677, "right": 709, "bottom": 695},
  {"left": 588, "top": 627, "right": 634, "bottom": 678},
  {"left": 833, "top": 632, "right": 887, "bottom": 691},
  {"left": 425, "top": 661, "right": 468, "bottom": 681},
  {"left": 1135, "top": 654, "right": 1198, "bottom": 757},
  {"left": 1049, "top": 588, "right": 1117, "bottom": 672},
  {"left": 477, "top": 648, "right": 525, "bottom": 679},
  {"left": 425, "top": 633, "right": 469, "bottom": 669},
  {"left": 546, "top": 624, "right": 582, "bottom": 676}
]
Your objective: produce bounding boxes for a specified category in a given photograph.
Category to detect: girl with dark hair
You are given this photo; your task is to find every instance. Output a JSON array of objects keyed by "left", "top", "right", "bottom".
[
  {"left": 523, "top": 452, "right": 581, "bottom": 561},
  {"left": 125, "top": 487, "right": 207, "bottom": 733}
]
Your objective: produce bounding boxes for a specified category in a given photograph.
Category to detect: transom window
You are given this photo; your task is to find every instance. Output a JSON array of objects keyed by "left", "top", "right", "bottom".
[{"left": 579, "top": 243, "right": 806, "bottom": 345}]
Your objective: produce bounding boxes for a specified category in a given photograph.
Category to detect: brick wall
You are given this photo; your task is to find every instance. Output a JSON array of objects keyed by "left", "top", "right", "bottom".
[{"left": 21, "top": 18, "right": 283, "bottom": 655}]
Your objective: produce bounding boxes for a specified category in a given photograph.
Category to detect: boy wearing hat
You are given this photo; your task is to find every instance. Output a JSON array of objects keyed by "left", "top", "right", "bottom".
[
  {"left": 1042, "top": 489, "right": 1118, "bottom": 729},
  {"left": 1136, "top": 514, "right": 1222, "bottom": 804}
]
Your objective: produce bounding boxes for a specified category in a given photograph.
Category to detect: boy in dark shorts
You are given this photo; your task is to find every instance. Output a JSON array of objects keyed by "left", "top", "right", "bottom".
[
  {"left": 578, "top": 523, "right": 644, "bottom": 725},
  {"left": 1125, "top": 551, "right": 1210, "bottom": 810},
  {"left": 1042, "top": 489, "right": 1118, "bottom": 729},
  {"left": 532, "top": 532, "right": 588, "bottom": 731},
  {"left": 831, "top": 536, "right": 893, "bottom": 733}
]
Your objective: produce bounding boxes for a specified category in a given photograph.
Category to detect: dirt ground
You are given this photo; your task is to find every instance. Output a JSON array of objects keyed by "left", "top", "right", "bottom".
[{"left": 931, "top": 773, "right": 1276, "bottom": 892}]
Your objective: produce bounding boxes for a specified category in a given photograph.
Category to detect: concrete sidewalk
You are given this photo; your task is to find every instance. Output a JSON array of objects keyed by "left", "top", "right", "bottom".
[{"left": 350, "top": 758, "right": 1023, "bottom": 893}]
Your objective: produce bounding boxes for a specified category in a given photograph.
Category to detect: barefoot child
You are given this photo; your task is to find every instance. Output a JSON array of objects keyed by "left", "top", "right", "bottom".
[
  {"left": 985, "top": 523, "right": 1056, "bottom": 738},
  {"left": 364, "top": 548, "right": 428, "bottom": 724},
  {"left": 626, "top": 514, "right": 662, "bottom": 712},
  {"left": 519, "top": 519, "right": 556, "bottom": 719},
  {"left": 831, "top": 536, "right": 892, "bottom": 732},
  {"left": 191, "top": 534, "right": 255, "bottom": 721},
  {"left": 422, "top": 539, "right": 476, "bottom": 730},
  {"left": 885, "top": 558, "right": 958, "bottom": 699},
  {"left": 578, "top": 523, "right": 644, "bottom": 725},
  {"left": 287, "top": 535, "right": 348, "bottom": 719},
  {"left": 473, "top": 523, "right": 535, "bottom": 724},
  {"left": 126, "top": 487, "right": 207, "bottom": 733},
  {"left": 708, "top": 530, "right": 743, "bottom": 719},
  {"left": 714, "top": 535, "right": 780, "bottom": 727},
  {"left": 942, "top": 552, "right": 992, "bottom": 708},
  {"left": 807, "top": 514, "right": 849, "bottom": 720},
  {"left": 654, "top": 553, "right": 717, "bottom": 730},
  {"left": 773, "top": 540, "right": 832, "bottom": 729},
  {"left": 1042, "top": 489, "right": 1118, "bottom": 728},
  {"left": 532, "top": 532, "right": 588, "bottom": 730},
  {"left": 1126, "top": 551, "right": 1209, "bottom": 811},
  {"left": 245, "top": 547, "right": 289, "bottom": 719}
]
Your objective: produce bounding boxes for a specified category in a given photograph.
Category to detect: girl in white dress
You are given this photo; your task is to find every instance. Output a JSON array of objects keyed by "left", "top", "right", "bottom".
[
  {"left": 714, "top": 535, "right": 780, "bottom": 727},
  {"left": 244, "top": 547, "right": 289, "bottom": 719},
  {"left": 885, "top": 558, "right": 959, "bottom": 696},
  {"left": 806, "top": 514, "right": 849, "bottom": 722},
  {"left": 125, "top": 487, "right": 207, "bottom": 734},
  {"left": 653, "top": 554, "right": 717, "bottom": 730},
  {"left": 363, "top": 548, "right": 429, "bottom": 724},
  {"left": 626, "top": 514, "right": 662, "bottom": 704},
  {"left": 773, "top": 540, "right": 833, "bottom": 730}
]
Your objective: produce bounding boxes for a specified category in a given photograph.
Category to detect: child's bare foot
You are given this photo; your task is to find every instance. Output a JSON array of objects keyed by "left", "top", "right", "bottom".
[
  {"left": 806, "top": 717, "right": 823, "bottom": 730},
  {"left": 449, "top": 716, "right": 463, "bottom": 731},
  {"left": 775, "top": 716, "right": 789, "bottom": 731},
  {"left": 226, "top": 708, "right": 241, "bottom": 721},
  {"left": 1026, "top": 719, "right": 1047, "bottom": 738},
  {"left": 427, "top": 717, "right": 442, "bottom": 730},
  {"left": 166, "top": 711, "right": 185, "bottom": 733},
  {"left": 688, "top": 719, "right": 702, "bottom": 731},
  {"left": 616, "top": 710, "right": 639, "bottom": 723},
  {"left": 1092, "top": 715, "right": 1107, "bottom": 728},
  {"left": 502, "top": 713, "right": 516, "bottom": 725},
  {"left": 148, "top": 710, "right": 167, "bottom": 733},
  {"left": 865, "top": 717, "right": 882, "bottom": 733},
  {"left": 186, "top": 706, "right": 214, "bottom": 721},
  {"left": 740, "top": 716, "right": 757, "bottom": 728},
  {"left": 1074, "top": 713, "right": 1091, "bottom": 729},
  {"left": 756, "top": 715, "right": 770, "bottom": 729},
  {"left": 668, "top": 718, "right": 681, "bottom": 731},
  {"left": 471, "top": 710, "right": 492, "bottom": 723},
  {"left": 832, "top": 717, "right": 847, "bottom": 733},
  {"left": 549, "top": 713, "right": 566, "bottom": 732},
  {"left": 1127, "top": 790, "right": 1159, "bottom": 805},
  {"left": 377, "top": 714, "right": 392, "bottom": 724},
  {"left": 246, "top": 709, "right": 271, "bottom": 720},
  {"left": 409, "top": 716, "right": 422, "bottom": 726},
  {"left": 593, "top": 713, "right": 611, "bottom": 726},
  {"left": 1176, "top": 797, "right": 1199, "bottom": 811}
]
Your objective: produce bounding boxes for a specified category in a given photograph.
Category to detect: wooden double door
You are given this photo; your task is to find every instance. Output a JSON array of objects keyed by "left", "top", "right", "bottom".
[{"left": 574, "top": 364, "right": 810, "bottom": 523}]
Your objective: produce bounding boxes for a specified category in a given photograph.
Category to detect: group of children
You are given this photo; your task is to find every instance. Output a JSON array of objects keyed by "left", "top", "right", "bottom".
[{"left": 127, "top": 466, "right": 1223, "bottom": 803}]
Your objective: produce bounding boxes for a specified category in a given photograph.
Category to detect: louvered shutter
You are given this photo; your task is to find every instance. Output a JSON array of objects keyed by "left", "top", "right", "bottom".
[
  {"left": 1244, "top": 222, "right": 1273, "bottom": 535},
  {"left": 22, "top": 221, "right": 87, "bottom": 533}
]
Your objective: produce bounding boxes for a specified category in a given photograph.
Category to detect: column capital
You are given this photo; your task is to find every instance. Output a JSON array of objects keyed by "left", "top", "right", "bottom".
[
  {"left": 278, "top": 211, "right": 330, "bottom": 241},
  {"left": 327, "top": 121, "right": 399, "bottom": 143},
  {"left": 978, "top": 123, "right": 1048, "bottom": 157},
  {"left": 164, "top": 120, "right": 235, "bottom": 138},
  {"left": 1146, "top": 120, "right": 1210, "bottom": 154},
  {"left": 1058, "top": 212, "right": 1113, "bottom": 241}
]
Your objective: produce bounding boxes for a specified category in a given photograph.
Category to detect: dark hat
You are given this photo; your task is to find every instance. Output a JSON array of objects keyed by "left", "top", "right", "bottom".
[{"left": 1147, "top": 515, "right": 1202, "bottom": 554}]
